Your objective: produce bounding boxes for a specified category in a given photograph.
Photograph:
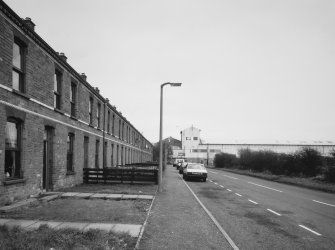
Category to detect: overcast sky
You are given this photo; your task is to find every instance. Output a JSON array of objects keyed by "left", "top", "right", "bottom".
[{"left": 6, "top": 0, "right": 335, "bottom": 144}]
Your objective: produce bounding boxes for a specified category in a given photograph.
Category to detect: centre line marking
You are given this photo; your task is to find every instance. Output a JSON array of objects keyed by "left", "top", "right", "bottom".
[
  {"left": 210, "top": 171, "right": 239, "bottom": 180},
  {"left": 312, "top": 200, "right": 335, "bottom": 208},
  {"left": 248, "top": 182, "right": 283, "bottom": 193},
  {"left": 267, "top": 209, "right": 281, "bottom": 216},
  {"left": 299, "top": 225, "right": 322, "bottom": 236},
  {"left": 180, "top": 175, "right": 239, "bottom": 250},
  {"left": 214, "top": 182, "right": 218, "bottom": 185},
  {"left": 227, "top": 189, "right": 232, "bottom": 192},
  {"left": 248, "top": 199, "right": 258, "bottom": 205},
  {"left": 235, "top": 193, "right": 242, "bottom": 197},
  {"left": 219, "top": 185, "right": 224, "bottom": 188}
]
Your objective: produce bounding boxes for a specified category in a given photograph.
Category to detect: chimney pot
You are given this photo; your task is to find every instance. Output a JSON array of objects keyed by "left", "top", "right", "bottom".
[
  {"left": 81, "top": 73, "right": 87, "bottom": 81},
  {"left": 23, "top": 17, "right": 35, "bottom": 30},
  {"left": 95, "top": 87, "right": 100, "bottom": 93},
  {"left": 59, "top": 52, "right": 67, "bottom": 62}
]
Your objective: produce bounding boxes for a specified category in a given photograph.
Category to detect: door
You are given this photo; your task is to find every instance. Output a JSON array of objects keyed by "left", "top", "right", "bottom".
[
  {"left": 43, "top": 127, "right": 54, "bottom": 191},
  {"left": 84, "top": 136, "right": 89, "bottom": 169}
]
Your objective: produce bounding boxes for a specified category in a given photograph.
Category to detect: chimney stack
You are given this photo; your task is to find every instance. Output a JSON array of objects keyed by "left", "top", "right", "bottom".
[
  {"left": 81, "top": 73, "right": 87, "bottom": 81},
  {"left": 59, "top": 53, "right": 67, "bottom": 62},
  {"left": 95, "top": 87, "right": 100, "bottom": 93},
  {"left": 23, "top": 17, "right": 35, "bottom": 30}
]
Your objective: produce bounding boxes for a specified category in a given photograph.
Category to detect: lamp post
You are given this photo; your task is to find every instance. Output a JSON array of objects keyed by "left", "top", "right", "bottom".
[{"left": 158, "top": 82, "right": 182, "bottom": 192}]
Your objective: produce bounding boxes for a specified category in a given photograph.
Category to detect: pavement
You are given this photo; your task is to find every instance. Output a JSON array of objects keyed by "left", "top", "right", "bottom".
[
  {"left": 0, "top": 218, "right": 141, "bottom": 237},
  {"left": 137, "top": 165, "right": 232, "bottom": 250}
]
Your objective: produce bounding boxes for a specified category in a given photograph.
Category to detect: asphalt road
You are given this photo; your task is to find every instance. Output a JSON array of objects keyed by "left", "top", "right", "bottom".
[{"left": 181, "top": 168, "right": 335, "bottom": 249}]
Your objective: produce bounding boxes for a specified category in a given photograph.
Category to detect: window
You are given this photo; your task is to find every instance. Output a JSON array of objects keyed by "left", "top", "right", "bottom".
[
  {"left": 95, "top": 140, "right": 99, "bottom": 168},
  {"left": 122, "top": 122, "right": 124, "bottom": 140},
  {"left": 112, "top": 114, "right": 115, "bottom": 135},
  {"left": 97, "top": 103, "right": 101, "bottom": 128},
  {"left": 54, "top": 69, "right": 62, "bottom": 109},
  {"left": 12, "top": 39, "right": 25, "bottom": 92},
  {"left": 186, "top": 137, "right": 191, "bottom": 140},
  {"left": 107, "top": 111, "right": 110, "bottom": 133},
  {"left": 193, "top": 137, "right": 198, "bottom": 140},
  {"left": 67, "top": 133, "right": 74, "bottom": 172},
  {"left": 70, "top": 82, "right": 76, "bottom": 117},
  {"left": 118, "top": 120, "right": 121, "bottom": 138},
  {"left": 5, "top": 119, "right": 22, "bottom": 179},
  {"left": 89, "top": 97, "right": 93, "bottom": 125}
]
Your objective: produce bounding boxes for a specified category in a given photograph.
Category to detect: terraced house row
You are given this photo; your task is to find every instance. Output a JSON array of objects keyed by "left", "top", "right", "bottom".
[{"left": 0, "top": 1, "right": 153, "bottom": 205}]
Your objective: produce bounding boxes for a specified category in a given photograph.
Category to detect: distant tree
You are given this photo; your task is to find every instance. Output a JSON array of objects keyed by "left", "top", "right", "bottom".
[{"left": 296, "top": 148, "right": 323, "bottom": 177}]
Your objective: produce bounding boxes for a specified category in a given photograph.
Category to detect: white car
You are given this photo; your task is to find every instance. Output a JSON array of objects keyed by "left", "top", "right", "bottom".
[{"left": 183, "top": 163, "right": 207, "bottom": 182}]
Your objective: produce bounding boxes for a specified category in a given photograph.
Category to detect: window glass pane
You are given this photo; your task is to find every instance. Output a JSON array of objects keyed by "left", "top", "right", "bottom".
[
  {"left": 5, "top": 121, "right": 18, "bottom": 148},
  {"left": 12, "top": 71, "right": 20, "bottom": 91},
  {"left": 13, "top": 42, "right": 21, "bottom": 69},
  {"left": 70, "top": 85, "right": 73, "bottom": 102},
  {"left": 54, "top": 73, "right": 58, "bottom": 91}
]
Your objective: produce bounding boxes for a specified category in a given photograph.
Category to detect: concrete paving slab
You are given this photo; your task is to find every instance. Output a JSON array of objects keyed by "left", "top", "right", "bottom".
[
  {"left": 138, "top": 195, "right": 154, "bottom": 200},
  {"left": 27, "top": 221, "right": 63, "bottom": 230},
  {"left": 105, "top": 194, "right": 123, "bottom": 200},
  {"left": 5, "top": 219, "right": 37, "bottom": 229},
  {"left": 0, "top": 218, "right": 13, "bottom": 225},
  {"left": 84, "top": 223, "right": 115, "bottom": 231},
  {"left": 40, "top": 194, "right": 59, "bottom": 202},
  {"left": 74, "top": 193, "right": 94, "bottom": 198},
  {"left": 122, "top": 195, "right": 139, "bottom": 200},
  {"left": 89, "top": 193, "right": 108, "bottom": 199},
  {"left": 61, "top": 192, "right": 80, "bottom": 198},
  {"left": 113, "top": 224, "right": 142, "bottom": 237},
  {"left": 56, "top": 222, "right": 89, "bottom": 230}
]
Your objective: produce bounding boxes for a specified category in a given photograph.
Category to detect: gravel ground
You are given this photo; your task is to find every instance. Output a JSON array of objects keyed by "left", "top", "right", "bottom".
[
  {"left": 138, "top": 166, "right": 232, "bottom": 250},
  {"left": 58, "top": 183, "right": 157, "bottom": 195},
  {"left": 1, "top": 199, "right": 151, "bottom": 224}
]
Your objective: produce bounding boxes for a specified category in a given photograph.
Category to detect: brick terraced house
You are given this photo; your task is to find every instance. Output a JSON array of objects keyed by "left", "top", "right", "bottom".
[{"left": 0, "top": 1, "right": 153, "bottom": 205}]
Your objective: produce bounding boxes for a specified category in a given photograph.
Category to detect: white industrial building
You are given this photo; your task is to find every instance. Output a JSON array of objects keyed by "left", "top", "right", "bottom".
[{"left": 173, "top": 126, "right": 335, "bottom": 164}]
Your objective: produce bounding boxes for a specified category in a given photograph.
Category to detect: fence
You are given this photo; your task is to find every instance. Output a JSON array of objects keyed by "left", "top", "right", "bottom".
[{"left": 83, "top": 164, "right": 158, "bottom": 184}]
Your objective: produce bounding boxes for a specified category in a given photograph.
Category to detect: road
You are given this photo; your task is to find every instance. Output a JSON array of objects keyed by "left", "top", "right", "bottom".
[{"left": 180, "top": 168, "right": 335, "bottom": 249}]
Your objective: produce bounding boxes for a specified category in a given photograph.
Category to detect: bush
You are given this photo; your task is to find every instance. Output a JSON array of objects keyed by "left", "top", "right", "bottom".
[
  {"left": 296, "top": 148, "right": 323, "bottom": 177},
  {"left": 324, "top": 165, "right": 335, "bottom": 182},
  {"left": 214, "top": 153, "right": 238, "bottom": 168},
  {"left": 238, "top": 149, "right": 279, "bottom": 173}
]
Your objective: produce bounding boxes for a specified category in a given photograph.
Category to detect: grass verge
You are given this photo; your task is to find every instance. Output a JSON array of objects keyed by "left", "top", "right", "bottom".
[{"left": 0, "top": 224, "right": 136, "bottom": 250}]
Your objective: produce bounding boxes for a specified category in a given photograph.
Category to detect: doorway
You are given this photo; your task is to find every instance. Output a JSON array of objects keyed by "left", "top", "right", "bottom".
[{"left": 43, "top": 126, "right": 54, "bottom": 191}]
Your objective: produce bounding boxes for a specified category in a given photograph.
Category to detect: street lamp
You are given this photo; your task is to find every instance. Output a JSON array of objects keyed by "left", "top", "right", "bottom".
[{"left": 158, "top": 82, "right": 182, "bottom": 192}]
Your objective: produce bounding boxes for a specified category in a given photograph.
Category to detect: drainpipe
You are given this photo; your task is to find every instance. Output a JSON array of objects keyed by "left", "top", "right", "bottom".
[{"left": 102, "top": 98, "right": 107, "bottom": 168}]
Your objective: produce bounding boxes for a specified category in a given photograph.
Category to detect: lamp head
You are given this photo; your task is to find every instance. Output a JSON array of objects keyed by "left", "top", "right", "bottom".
[{"left": 169, "top": 82, "right": 182, "bottom": 87}]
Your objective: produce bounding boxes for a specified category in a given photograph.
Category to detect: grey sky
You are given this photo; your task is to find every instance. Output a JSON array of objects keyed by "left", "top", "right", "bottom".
[{"left": 6, "top": 0, "right": 335, "bottom": 143}]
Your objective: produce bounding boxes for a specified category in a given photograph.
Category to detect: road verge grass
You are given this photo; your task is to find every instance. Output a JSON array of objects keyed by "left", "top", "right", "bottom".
[{"left": 0, "top": 224, "right": 136, "bottom": 250}]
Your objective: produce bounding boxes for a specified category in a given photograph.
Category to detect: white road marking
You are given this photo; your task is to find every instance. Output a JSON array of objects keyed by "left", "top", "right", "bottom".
[
  {"left": 248, "top": 182, "right": 283, "bottom": 193},
  {"left": 209, "top": 171, "right": 239, "bottom": 180},
  {"left": 235, "top": 193, "right": 242, "bottom": 197},
  {"left": 248, "top": 199, "right": 258, "bottom": 205},
  {"left": 219, "top": 185, "right": 224, "bottom": 188},
  {"left": 267, "top": 209, "right": 281, "bottom": 216},
  {"left": 227, "top": 189, "right": 232, "bottom": 192},
  {"left": 180, "top": 175, "right": 239, "bottom": 250},
  {"left": 209, "top": 180, "right": 213, "bottom": 182},
  {"left": 214, "top": 182, "right": 218, "bottom": 185},
  {"left": 312, "top": 200, "right": 335, "bottom": 208},
  {"left": 299, "top": 225, "right": 322, "bottom": 236}
]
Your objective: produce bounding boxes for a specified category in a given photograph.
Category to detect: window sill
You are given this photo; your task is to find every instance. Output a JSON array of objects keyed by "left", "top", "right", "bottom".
[
  {"left": 70, "top": 116, "right": 78, "bottom": 121},
  {"left": 66, "top": 171, "right": 75, "bottom": 176},
  {"left": 54, "top": 108, "right": 64, "bottom": 115},
  {"left": 89, "top": 123, "right": 94, "bottom": 128},
  {"left": 97, "top": 128, "right": 102, "bottom": 131},
  {"left": 4, "top": 178, "right": 26, "bottom": 186},
  {"left": 12, "top": 89, "right": 30, "bottom": 100}
]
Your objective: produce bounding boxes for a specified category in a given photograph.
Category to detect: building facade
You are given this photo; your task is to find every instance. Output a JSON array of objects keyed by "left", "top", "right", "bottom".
[
  {"left": 0, "top": 1, "right": 153, "bottom": 205},
  {"left": 173, "top": 126, "right": 335, "bottom": 164}
]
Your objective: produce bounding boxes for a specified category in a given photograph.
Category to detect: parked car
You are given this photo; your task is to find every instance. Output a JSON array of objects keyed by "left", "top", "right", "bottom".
[
  {"left": 183, "top": 163, "right": 207, "bottom": 182},
  {"left": 179, "top": 162, "right": 188, "bottom": 174},
  {"left": 173, "top": 158, "right": 185, "bottom": 167},
  {"left": 176, "top": 162, "right": 183, "bottom": 170}
]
